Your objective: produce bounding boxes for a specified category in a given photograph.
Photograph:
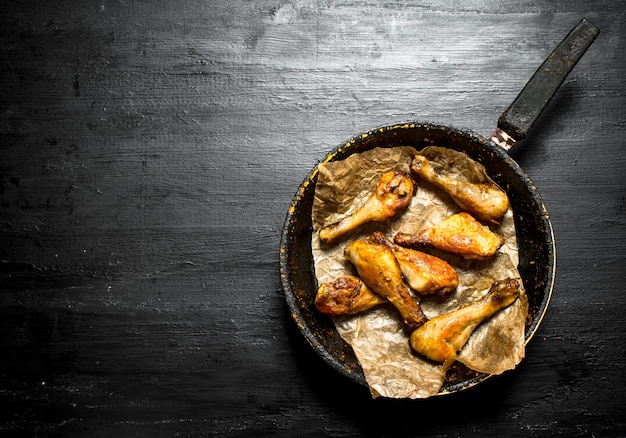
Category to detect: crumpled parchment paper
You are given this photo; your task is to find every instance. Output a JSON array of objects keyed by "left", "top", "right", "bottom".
[{"left": 312, "top": 146, "right": 528, "bottom": 399}]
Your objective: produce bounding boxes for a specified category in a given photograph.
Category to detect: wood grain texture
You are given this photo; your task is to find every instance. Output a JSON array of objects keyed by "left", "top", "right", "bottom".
[{"left": 1, "top": 0, "right": 625, "bottom": 436}]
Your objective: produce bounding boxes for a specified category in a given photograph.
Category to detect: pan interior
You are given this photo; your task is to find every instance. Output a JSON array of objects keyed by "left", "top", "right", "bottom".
[{"left": 280, "top": 123, "right": 555, "bottom": 394}]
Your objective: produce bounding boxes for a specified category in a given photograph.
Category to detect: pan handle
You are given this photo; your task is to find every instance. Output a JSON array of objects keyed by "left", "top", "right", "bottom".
[{"left": 490, "top": 18, "right": 600, "bottom": 151}]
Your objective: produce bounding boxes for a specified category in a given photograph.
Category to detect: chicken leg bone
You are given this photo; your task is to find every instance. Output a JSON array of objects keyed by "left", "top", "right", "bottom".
[
  {"left": 319, "top": 170, "right": 415, "bottom": 244},
  {"left": 315, "top": 275, "right": 387, "bottom": 315},
  {"left": 368, "top": 231, "right": 458, "bottom": 295},
  {"left": 409, "top": 278, "right": 521, "bottom": 371},
  {"left": 411, "top": 154, "right": 509, "bottom": 222},
  {"left": 344, "top": 234, "right": 428, "bottom": 331},
  {"left": 394, "top": 212, "right": 504, "bottom": 260}
]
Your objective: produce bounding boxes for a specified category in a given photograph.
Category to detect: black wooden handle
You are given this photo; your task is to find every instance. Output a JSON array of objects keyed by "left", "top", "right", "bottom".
[{"left": 497, "top": 18, "right": 600, "bottom": 141}]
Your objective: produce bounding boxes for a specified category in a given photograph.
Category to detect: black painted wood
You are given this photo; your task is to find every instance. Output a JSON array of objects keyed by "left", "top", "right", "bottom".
[{"left": 1, "top": 1, "right": 625, "bottom": 436}]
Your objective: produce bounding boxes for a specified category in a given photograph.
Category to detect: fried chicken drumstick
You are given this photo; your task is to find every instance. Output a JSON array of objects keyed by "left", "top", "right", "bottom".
[
  {"left": 344, "top": 235, "right": 428, "bottom": 331},
  {"left": 409, "top": 278, "right": 521, "bottom": 370},
  {"left": 368, "top": 231, "right": 458, "bottom": 295},
  {"left": 394, "top": 212, "right": 504, "bottom": 260},
  {"left": 319, "top": 170, "right": 415, "bottom": 244},
  {"left": 315, "top": 275, "right": 386, "bottom": 315},
  {"left": 411, "top": 154, "right": 509, "bottom": 222}
]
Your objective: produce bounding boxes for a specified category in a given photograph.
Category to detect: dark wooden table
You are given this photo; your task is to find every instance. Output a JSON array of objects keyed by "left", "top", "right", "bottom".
[{"left": 1, "top": 1, "right": 625, "bottom": 436}]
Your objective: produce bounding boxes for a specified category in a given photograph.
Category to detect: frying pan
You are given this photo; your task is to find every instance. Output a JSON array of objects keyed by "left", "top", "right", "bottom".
[{"left": 280, "top": 19, "right": 599, "bottom": 395}]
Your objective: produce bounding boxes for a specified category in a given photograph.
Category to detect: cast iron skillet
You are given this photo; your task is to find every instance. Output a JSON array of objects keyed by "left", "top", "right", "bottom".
[{"left": 280, "top": 19, "right": 599, "bottom": 395}]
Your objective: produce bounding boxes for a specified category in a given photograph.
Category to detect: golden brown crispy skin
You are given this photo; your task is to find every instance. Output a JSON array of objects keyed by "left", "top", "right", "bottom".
[
  {"left": 368, "top": 231, "right": 458, "bottom": 295},
  {"left": 409, "top": 278, "right": 521, "bottom": 370},
  {"left": 394, "top": 212, "right": 504, "bottom": 260},
  {"left": 319, "top": 170, "right": 415, "bottom": 244},
  {"left": 344, "top": 235, "right": 428, "bottom": 330},
  {"left": 314, "top": 275, "right": 386, "bottom": 315},
  {"left": 411, "top": 154, "right": 509, "bottom": 222}
]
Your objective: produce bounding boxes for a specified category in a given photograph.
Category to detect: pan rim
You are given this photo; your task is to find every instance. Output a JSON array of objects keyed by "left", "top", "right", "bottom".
[{"left": 280, "top": 121, "right": 556, "bottom": 397}]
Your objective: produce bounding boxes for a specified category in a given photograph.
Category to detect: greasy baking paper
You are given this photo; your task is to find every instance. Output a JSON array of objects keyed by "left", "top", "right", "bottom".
[{"left": 312, "top": 146, "right": 528, "bottom": 399}]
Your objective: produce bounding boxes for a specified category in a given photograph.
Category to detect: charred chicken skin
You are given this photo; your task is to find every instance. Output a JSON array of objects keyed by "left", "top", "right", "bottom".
[
  {"left": 411, "top": 154, "right": 509, "bottom": 222},
  {"left": 394, "top": 212, "right": 504, "bottom": 260},
  {"left": 368, "top": 231, "right": 458, "bottom": 295},
  {"left": 409, "top": 278, "right": 521, "bottom": 370},
  {"left": 319, "top": 170, "right": 415, "bottom": 244},
  {"left": 315, "top": 275, "right": 386, "bottom": 315},
  {"left": 344, "top": 235, "right": 428, "bottom": 331}
]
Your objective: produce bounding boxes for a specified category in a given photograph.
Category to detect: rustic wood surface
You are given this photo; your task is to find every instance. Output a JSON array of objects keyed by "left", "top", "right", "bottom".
[{"left": 1, "top": 1, "right": 625, "bottom": 436}]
